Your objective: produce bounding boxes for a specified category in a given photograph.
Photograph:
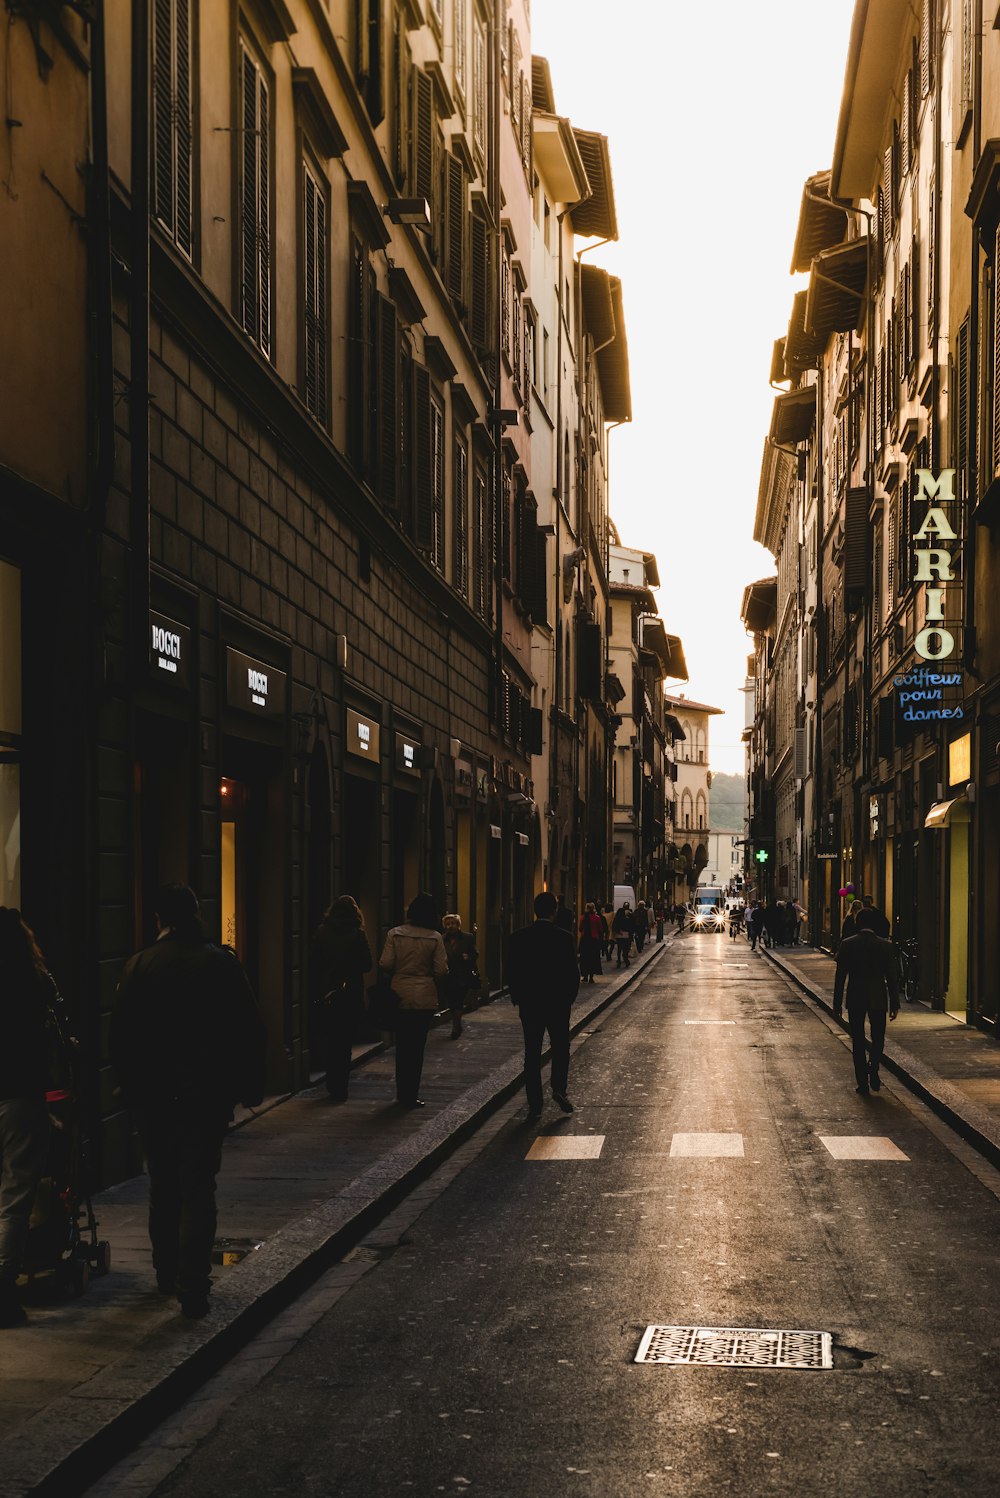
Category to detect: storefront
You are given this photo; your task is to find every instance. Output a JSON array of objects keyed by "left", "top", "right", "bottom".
[
  {"left": 391, "top": 721, "right": 422, "bottom": 925},
  {"left": 343, "top": 702, "right": 382, "bottom": 943}
]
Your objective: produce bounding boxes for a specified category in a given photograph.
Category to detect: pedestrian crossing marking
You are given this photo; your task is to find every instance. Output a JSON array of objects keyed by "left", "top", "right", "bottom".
[
  {"left": 819, "top": 1136, "right": 909, "bottom": 1161},
  {"left": 670, "top": 1133, "right": 745, "bottom": 1158},
  {"left": 526, "top": 1135, "right": 606, "bottom": 1161},
  {"left": 684, "top": 1020, "right": 736, "bottom": 1025}
]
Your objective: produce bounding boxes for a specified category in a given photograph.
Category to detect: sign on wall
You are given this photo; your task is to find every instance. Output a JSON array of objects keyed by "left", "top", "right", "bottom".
[
  {"left": 347, "top": 708, "right": 380, "bottom": 762},
  {"left": 226, "top": 647, "right": 287, "bottom": 718},
  {"left": 894, "top": 469, "right": 964, "bottom": 723},
  {"left": 150, "top": 612, "right": 191, "bottom": 689},
  {"left": 394, "top": 730, "right": 421, "bottom": 777}
]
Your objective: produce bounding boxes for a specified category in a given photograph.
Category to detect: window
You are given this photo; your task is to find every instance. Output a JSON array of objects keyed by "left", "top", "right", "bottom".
[
  {"left": 472, "top": 12, "right": 486, "bottom": 162},
  {"left": 473, "top": 465, "right": 488, "bottom": 618},
  {"left": 430, "top": 394, "right": 445, "bottom": 572},
  {"left": 524, "top": 313, "right": 535, "bottom": 391},
  {"left": 152, "top": 0, "right": 194, "bottom": 258},
  {"left": 512, "top": 295, "right": 521, "bottom": 390},
  {"left": 454, "top": 437, "right": 468, "bottom": 596},
  {"left": 302, "top": 162, "right": 328, "bottom": 423},
  {"left": 454, "top": 0, "right": 467, "bottom": 99},
  {"left": 542, "top": 327, "right": 549, "bottom": 400},
  {"left": 501, "top": 252, "right": 511, "bottom": 362},
  {"left": 238, "top": 38, "right": 271, "bottom": 357}
]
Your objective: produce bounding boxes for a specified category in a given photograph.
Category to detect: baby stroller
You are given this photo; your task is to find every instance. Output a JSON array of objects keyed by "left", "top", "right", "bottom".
[{"left": 20, "top": 987, "right": 111, "bottom": 1299}]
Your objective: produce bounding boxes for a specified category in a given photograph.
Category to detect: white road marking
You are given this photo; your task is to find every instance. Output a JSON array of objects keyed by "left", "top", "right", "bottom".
[
  {"left": 670, "top": 1133, "right": 745, "bottom": 1158},
  {"left": 819, "top": 1136, "right": 910, "bottom": 1161},
  {"left": 684, "top": 1020, "right": 736, "bottom": 1025},
  {"left": 526, "top": 1135, "right": 606, "bottom": 1160}
]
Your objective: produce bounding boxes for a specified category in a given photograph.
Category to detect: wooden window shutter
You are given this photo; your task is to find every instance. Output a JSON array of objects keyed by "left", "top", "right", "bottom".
[
  {"left": 348, "top": 239, "right": 369, "bottom": 467},
  {"left": 920, "top": 0, "right": 933, "bottom": 97},
  {"left": 376, "top": 293, "right": 398, "bottom": 508},
  {"left": 521, "top": 73, "right": 531, "bottom": 168},
  {"left": 152, "top": 0, "right": 175, "bottom": 232},
  {"left": 431, "top": 396, "right": 445, "bottom": 570},
  {"left": 993, "top": 236, "right": 1000, "bottom": 479},
  {"left": 511, "top": 32, "right": 522, "bottom": 140},
  {"left": 909, "top": 239, "right": 919, "bottom": 368},
  {"left": 152, "top": 0, "right": 193, "bottom": 257},
  {"left": 513, "top": 295, "right": 521, "bottom": 389},
  {"left": 883, "top": 145, "right": 893, "bottom": 238},
  {"left": 473, "top": 467, "right": 486, "bottom": 617},
  {"left": 454, "top": 440, "right": 468, "bottom": 596},
  {"left": 501, "top": 253, "right": 510, "bottom": 360},
  {"left": 413, "top": 364, "right": 433, "bottom": 549},
  {"left": 886, "top": 498, "right": 896, "bottom": 613},
  {"left": 892, "top": 120, "right": 901, "bottom": 212},
  {"left": 240, "top": 47, "right": 260, "bottom": 347},
  {"left": 470, "top": 213, "right": 489, "bottom": 350},
  {"left": 901, "top": 74, "right": 911, "bottom": 178},
  {"left": 413, "top": 69, "right": 434, "bottom": 205},
  {"left": 956, "top": 314, "right": 969, "bottom": 488},
  {"left": 392, "top": 16, "right": 408, "bottom": 189},
  {"left": 446, "top": 154, "right": 466, "bottom": 304},
  {"left": 257, "top": 74, "right": 270, "bottom": 355},
  {"left": 303, "top": 165, "right": 327, "bottom": 422}
]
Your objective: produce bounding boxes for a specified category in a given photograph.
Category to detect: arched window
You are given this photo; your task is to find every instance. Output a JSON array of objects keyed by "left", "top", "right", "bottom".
[
  {"left": 696, "top": 727, "right": 706, "bottom": 764},
  {"left": 696, "top": 791, "right": 707, "bottom": 830},
  {"left": 681, "top": 789, "right": 693, "bottom": 829}
]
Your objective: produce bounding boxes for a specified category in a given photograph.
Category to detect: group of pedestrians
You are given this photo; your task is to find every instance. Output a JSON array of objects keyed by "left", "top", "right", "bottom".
[{"left": 746, "top": 897, "right": 804, "bottom": 951}]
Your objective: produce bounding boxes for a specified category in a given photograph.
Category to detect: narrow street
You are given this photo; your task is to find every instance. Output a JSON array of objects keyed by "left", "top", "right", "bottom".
[{"left": 89, "top": 936, "right": 1000, "bottom": 1497}]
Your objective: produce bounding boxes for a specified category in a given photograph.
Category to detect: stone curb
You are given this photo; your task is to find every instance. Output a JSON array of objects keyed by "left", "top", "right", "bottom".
[
  {"left": 3, "top": 940, "right": 669, "bottom": 1497},
  {"left": 764, "top": 947, "right": 1000, "bottom": 1173}
]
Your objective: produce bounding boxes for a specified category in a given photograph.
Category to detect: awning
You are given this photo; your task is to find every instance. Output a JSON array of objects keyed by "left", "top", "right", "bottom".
[
  {"left": 580, "top": 263, "right": 616, "bottom": 346},
  {"left": 663, "top": 633, "right": 688, "bottom": 681},
  {"left": 571, "top": 129, "right": 618, "bottom": 239},
  {"left": 769, "top": 384, "right": 815, "bottom": 447},
  {"left": 805, "top": 239, "right": 868, "bottom": 341},
  {"left": 770, "top": 337, "right": 788, "bottom": 385},
  {"left": 924, "top": 796, "right": 971, "bottom": 829},
  {"left": 790, "top": 171, "right": 848, "bottom": 273},
  {"left": 740, "top": 577, "right": 777, "bottom": 633},
  {"left": 595, "top": 276, "right": 631, "bottom": 421},
  {"left": 786, "top": 290, "right": 822, "bottom": 370}
]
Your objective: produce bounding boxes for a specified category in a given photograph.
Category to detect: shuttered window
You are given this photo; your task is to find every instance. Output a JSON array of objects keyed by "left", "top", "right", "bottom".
[
  {"left": 348, "top": 238, "right": 370, "bottom": 468},
  {"left": 520, "top": 72, "right": 531, "bottom": 170},
  {"left": 454, "top": 437, "right": 468, "bottom": 597},
  {"left": 446, "top": 153, "right": 466, "bottom": 305},
  {"left": 376, "top": 293, "right": 398, "bottom": 508},
  {"left": 961, "top": 0, "right": 973, "bottom": 115},
  {"left": 510, "top": 30, "right": 522, "bottom": 141},
  {"left": 454, "top": 0, "right": 467, "bottom": 98},
  {"left": 413, "top": 69, "right": 434, "bottom": 204},
  {"left": 239, "top": 40, "right": 271, "bottom": 358},
  {"left": 882, "top": 145, "right": 893, "bottom": 240},
  {"left": 470, "top": 213, "right": 489, "bottom": 354},
  {"left": 473, "top": 465, "right": 487, "bottom": 618},
  {"left": 901, "top": 74, "right": 911, "bottom": 178},
  {"left": 413, "top": 365, "right": 433, "bottom": 550},
  {"left": 152, "top": 0, "right": 194, "bottom": 258},
  {"left": 501, "top": 252, "right": 511, "bottom": 361},
  {"left": 472, "top": 13, "right": 486, "bottom": 162},
  {"left": 920, "top": 0, "right": 933, "bottom": 97},
  {"left": 302, "top": 163, "right": 328, "bottom": 423},
  {"left": 512, "top": 294, "right": 521, "bottom": 390},
  {"left": 524, "top": 312, "right": 534, "bottom": 390},
  {"left": 956, "top": 313, "right": 970, "bottom": 497},
  {"left": 392, "top": 14, "right": 410, "bottom": 190},
  {"left": 430, "top": 393, "right": 445, "bottom": 572}
]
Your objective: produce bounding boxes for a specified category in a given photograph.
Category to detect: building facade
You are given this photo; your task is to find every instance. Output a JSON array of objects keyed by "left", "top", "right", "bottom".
[{"left": 745, "top": 0, "right": 1000, "bottom": 1030}]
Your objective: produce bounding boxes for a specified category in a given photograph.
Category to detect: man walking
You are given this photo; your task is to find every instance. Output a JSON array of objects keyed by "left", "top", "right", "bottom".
[
  {"left": 111, "top": 885, "right": 265, "bottom": 1318},
  {"left": 833, "top": 908, "right": 899, "bottom": 1095},
  {"left": 507, "top": 891, "right": 581, "bottom": 1121},
  {"left": 861, "top": 894, "right": 890, "bottom": 939}
]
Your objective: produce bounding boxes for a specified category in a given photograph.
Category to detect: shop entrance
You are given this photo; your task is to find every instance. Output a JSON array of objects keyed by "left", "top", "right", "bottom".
[
  {"left": 979, "top": 787, "right": 1000, "bottom": 1027},
  {"left": 945, "top": 814, "right": 970, "bottom": 1021},
  {"left": 455, "top": 807, "right": 472, "bottom": 926},
  {"left": 136, "top": 710, "right": 192, "bottom": 946},
  {"left": 344, "top": 773, "right": 380, "bottom": 944},
  {"left": 219, "top": 738, "right": 286, "bottom": 1084},
  {"left": 391, "top": 786, "right": 420, "bottom": 926}
]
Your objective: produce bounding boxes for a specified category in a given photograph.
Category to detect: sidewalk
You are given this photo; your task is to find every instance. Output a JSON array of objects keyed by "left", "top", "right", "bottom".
[
  {"left": 764, "top": 944, "right": 1000, "bottom": 1170},
  {"left": 0, "top": 937, "right": 670, "bottom": 1498}
]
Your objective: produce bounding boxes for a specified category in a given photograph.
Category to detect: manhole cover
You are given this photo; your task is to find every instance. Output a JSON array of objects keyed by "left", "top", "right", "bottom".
[{"left": 635, "top": 1325, "right": 832, "bottom": 1369}]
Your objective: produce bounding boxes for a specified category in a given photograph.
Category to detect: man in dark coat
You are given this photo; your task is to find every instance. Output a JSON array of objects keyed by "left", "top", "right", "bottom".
[
  {"left": 111, "top": 884, "right": 265, "bottom": 1318},
  {"left": 833, "top": 908, "right": 899, "bottom": 1095},
  {"left": 861, "top": 895, "right": 891, "bottom": 940},
  {"left": 507, "top": 890, "right": 581, "bottom": 1120}
]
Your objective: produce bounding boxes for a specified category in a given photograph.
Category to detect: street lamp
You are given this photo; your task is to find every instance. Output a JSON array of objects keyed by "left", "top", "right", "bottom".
[{"left": 384, "top": 198, "right": 432, "bottom": 232}]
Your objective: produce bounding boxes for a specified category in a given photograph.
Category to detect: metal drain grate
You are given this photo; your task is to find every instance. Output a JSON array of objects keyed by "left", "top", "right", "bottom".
[{"left": 635, "top": 1325, "right": 833, "bottom": 1369}]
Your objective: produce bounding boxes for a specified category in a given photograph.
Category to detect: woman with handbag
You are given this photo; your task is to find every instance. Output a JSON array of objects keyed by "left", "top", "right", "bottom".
[
  {"left": 441, "top": 914, "right": 479, "bottom": 1039},
  {"left": 312, "top": 896, "right": 373, "bottom": 1101},
  {"left": 379, "top": 893, "right": 448, "bottom": 1109},
  {"left": 577, "top": 902, "right": 604, "bottom": 984}
]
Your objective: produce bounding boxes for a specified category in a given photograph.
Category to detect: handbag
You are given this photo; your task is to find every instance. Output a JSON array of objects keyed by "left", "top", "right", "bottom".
[{"left": 368, "top": 976, "right": 401, "bottom": 1030}]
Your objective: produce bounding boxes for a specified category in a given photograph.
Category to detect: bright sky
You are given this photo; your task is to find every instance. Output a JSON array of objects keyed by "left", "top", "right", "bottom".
[{"left": 531, "top": 0, "right": 857, "bottom": 775}]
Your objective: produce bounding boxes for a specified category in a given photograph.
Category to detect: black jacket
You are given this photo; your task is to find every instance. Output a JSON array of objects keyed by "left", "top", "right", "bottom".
[
  {"left": 833, "top": 930, "right": 899, "bottom": 1013},
  {"left": 313, "top": 920, "right": 373, "bottom": 1004},
  {"left": 507, "top": 919, "right": 581, "bottom": 1011},
  {"left": 112, "top": 934, "right": 266, "bottom": 1112},
  {"left": 0, "top": 968, "right": 50, "bottom": 1102}
]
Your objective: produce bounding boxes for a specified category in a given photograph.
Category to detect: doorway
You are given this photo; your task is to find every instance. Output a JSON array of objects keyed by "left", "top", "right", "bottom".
[
  {"left": 136, "top": 711, "right": 192, "bottom": 947},
  {"left": 344, "top": 773, "right": 380, "bottom": 943},
  {"left": 391, "top": 785, "right": 420, "bottom": 926}
]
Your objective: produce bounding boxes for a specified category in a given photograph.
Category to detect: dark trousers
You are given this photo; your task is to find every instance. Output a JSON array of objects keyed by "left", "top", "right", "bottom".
[
  {"left": 635, "top": 929, "right": 646, "bottom": 952},
  {"left": 518, "top": 1001, "right": 571, "bottom": 1111},
  {"left": 138, "top": 1104, "right": 228, "bottom": 1299},
  {"left": 395, "top": 1010, "right": 433, "bottom": 1104},
  {"left": 847, "top": 999, "right": 887, "bottom": 1088},
  {"left": 325, "top": 1004, "right": 353, "bottom": 1099},
  {"left": 0, "top": 1099, "right": 48, "bottom": 1278}
]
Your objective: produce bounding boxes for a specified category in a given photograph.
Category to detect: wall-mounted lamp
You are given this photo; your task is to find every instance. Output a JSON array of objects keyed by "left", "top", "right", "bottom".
[
  {"left": 334, "top": 633, "right": 348, "bottom": 671},
  {"left": 384, "top": 197, "right": 432, "bottom": 232}
]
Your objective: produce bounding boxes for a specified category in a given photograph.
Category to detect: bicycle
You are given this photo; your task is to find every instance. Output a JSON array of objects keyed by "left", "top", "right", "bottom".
[{"left": 896, "top": 937, "right": 919, "bottom": 1003}]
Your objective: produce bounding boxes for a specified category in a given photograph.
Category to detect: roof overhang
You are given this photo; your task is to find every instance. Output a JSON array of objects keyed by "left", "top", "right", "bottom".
[
  {"left": 924, "top": 796, "right": 971, "bottom": 829},
  {"left": 770, "top": 337, "right": 789, "bottom": 385},
  {"left": 832, "top": 0, "right": 913, "bottom": 202},
  {"left": 533, "top": 111, "right": 591, "bottom": 205},
  {"left": 610, "top": 582, "right": 656, "bottom": 613},
  {"left": 741, "top": 576, "right": 778, "bottom": 634},
  {"left": 786, "top": 290, "right": 822, "bottom": 371},
  {"left": 531, "top": 55, "right": 556, "bottom": 114},
  {"left": 596, "top": 276, "right": 631, "bottom": 422},
  {"left": 664, "top": 713, "right": 686, "bottom": 740},
  {"left": 791, "top": 171, "right": 848, "bottom": 272},
  {"left": 571, "top": 129, "right": 618, "bottom": 239},
  {"left": 805, "top": 238, "right": 869, "bottom": 341},
  {"left": 640, "top": 617, "right": 671, "bottom": 673},
  {"left": 663, "top": 634, "right": 688, "bottom": 682},
  {"left": 580, "top": 263, "right": 616, "bottom": 346},
  {"left": 769, "top": 385, "right": 816, "bottom": 449},
  {"left": 642, "top": 552, "right": 660, "bottom": 587}
]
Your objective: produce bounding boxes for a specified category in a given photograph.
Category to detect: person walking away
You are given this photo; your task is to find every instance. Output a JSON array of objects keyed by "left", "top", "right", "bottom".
[
  {"left": 0, "top": 909, "right": 56, "bottom": 1328},
  {"left": 441, "top": 914, "right": 479, "bottom": 1038},
  {"left": 507, "top": 891, "right": 581, "bottom": 1120},
  {"left": 861, "top": 895, "right": 890, "bottom": 940},
  {"left": 748, "top": 901, "right": 765, "bottom": 953},
  {"left": 578, "top": 903, "right": 604, "bottom": 984},
  {"left": 379, "top": 893, "right": 448, "bottom": 1108},
  {"left": 111, "top": 884, "right": 265, "bottom": 1319},
  {"left": 312, "top": 896, "right": 373, "bottom": 1100},
  {"left": 554, "top": 894, "right": 575, "bottom": 936},
  {"left": 612, "top": 902, "right": 633, "bottom": 967},
  {"left": 633, "top": 901, "right": 648, "bottom": 954},
  {"left": 601, "top": 903, "right": 615, "bottom": 959},
  {"left": 783, "top": 900, "right": 798, "bottom": 947},
  {"left": 833, "top": 908, "right": 899, "bottom": 1094},
  {"left": 839, "top": 897, "right": 861, "bottom": 948},
  {"left": 790, "top": 898, "right": 805, "bottom": 945},
  {"left": 763, "top": 900, "right": 782, "bottom": 949}
]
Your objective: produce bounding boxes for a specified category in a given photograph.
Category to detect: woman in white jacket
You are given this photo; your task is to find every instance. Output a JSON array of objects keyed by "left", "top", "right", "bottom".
[{"left": 379, "top": 893, "right": 448, "bottom": 1108}]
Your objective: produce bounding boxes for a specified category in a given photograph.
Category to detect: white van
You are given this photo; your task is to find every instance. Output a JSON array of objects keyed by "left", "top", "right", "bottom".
[{"left": 612, "top": 885, "right": 637, "bottom": 913}]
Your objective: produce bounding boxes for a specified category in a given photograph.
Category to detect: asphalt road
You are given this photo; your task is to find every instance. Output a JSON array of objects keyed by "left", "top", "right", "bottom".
[{"left": 91, "top": 934, "right": 1000, "bottom": 1496}]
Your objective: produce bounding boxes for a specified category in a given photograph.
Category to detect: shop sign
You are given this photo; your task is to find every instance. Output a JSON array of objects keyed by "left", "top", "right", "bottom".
[
  {"left": 489, "top": 823, "right": 502, "bottom": 839},
  {"left": 346, "top": 708, "right": 380, "bottom": 761},
  {"left": 869, "top": 795, "right": 881, "bottom": 838},
  {"left": 476, "top": 770, "right": 490, "bottom": 801},
  {"left": 455, "top": 759, "right": 474, "bottom": 796},
  {"left": 226, "top": 647, "right": 286, "bottom": 717},
  {"left": 394, "top": 731, "right": 421, "bottom": 777},
  {"left": 895, "top": 469, "right": 965, "bottom": 721},
  {"left": 948, "top": 732, "right": 971, "bottom": 787},
  {"left": 515, "top": 832, "right": 529, "bottom": 846},
  {"left": 150, "top": 612, "right": 191, "bottom": 689}
]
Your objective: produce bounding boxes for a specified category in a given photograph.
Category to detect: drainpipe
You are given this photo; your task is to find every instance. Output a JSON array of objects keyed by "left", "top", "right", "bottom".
[{"left": 130, "top": 0, "right": 150, "bottom": 686}]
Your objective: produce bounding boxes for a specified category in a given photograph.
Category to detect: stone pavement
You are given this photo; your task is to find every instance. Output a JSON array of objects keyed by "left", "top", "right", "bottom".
[
  {"left": 764, "top": 942, "right": 1000, "bottom": 1170},
  {"left": 0, "top": 935, "right": 670, "bottom": 1498}
]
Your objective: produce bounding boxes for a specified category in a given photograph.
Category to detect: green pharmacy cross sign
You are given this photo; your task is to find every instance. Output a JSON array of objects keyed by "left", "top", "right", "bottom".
[{"left": 755, "top": 848, "right": 769, "bottom": 864}]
